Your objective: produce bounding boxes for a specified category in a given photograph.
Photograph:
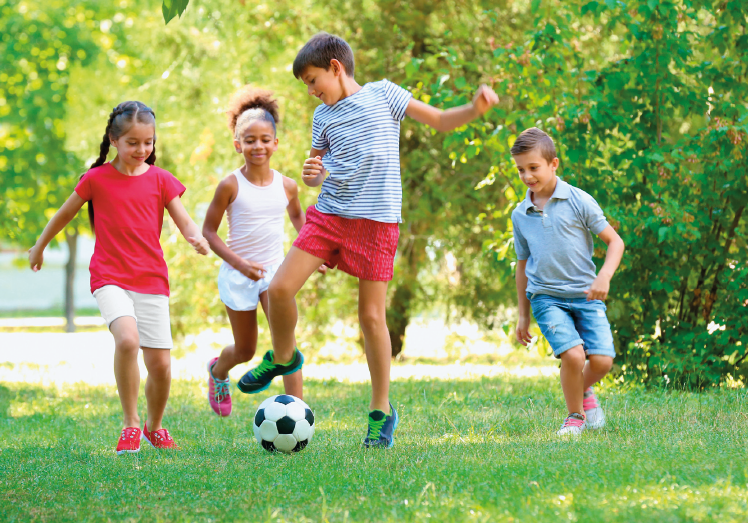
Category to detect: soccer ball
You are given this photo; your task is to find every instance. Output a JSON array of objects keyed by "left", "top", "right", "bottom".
[{"left": 253, "top": 394, "right": 315, "bottom": 453}]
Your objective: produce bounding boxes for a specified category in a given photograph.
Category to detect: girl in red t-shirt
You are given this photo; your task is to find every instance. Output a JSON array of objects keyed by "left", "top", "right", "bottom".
[{"left": 28, "top": 101, "right": 209, "bottom": 455}]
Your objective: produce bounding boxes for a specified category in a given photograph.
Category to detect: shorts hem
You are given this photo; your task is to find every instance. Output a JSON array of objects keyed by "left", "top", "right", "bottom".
[
  {"left": 584, "top": 348, "right": 616, "bottom": 359},
  {"left": 552, "top": 339, "right": 585, "bottom": 358},
  {"left": 222, "top": 300, "right": 259, "bottom": 312},
  {"left": 138, "top": 340, "right": 173, "bottom": 350},
  {"left": 105, "top": 313, "right": 136, "bottom": 329}
]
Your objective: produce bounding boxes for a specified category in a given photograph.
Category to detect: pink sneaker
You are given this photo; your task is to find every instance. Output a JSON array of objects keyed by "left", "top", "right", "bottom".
[
  {"left": 557, "top": 412, "right": 586, "bottom": 436},
  {"left": 142, "top": 423, "right": 179, "bottom": 450},
  {"left": 207, "top": 357, "right": 232, "bottom": 417},
  {"left": 115, "top": 427, "right": 141, "bottom": 455},
  {"left": 583, "top": 387, "right": 606, "bottom": 429}
]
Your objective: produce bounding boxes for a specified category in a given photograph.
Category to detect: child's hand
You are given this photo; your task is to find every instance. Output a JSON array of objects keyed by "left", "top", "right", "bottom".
[
  {"left": 472, "top": 84, "right": 499, "bottom": 116},
  {"left": 302, "top": 156, "right": 324, "bottom": 183},
  {"left": 317, "top": 264, "right": 329, "bottom": 274},
  {"left": 585, "top": 274, "right": 611, "bottom": 301},
  {"left": 188, "top": 236, "right": 210, "bottom": 255},
  {"left": 240, "top": 260, "right": 266, "bottom": 281},
  {"left": 516, "top": 316, "right": 533, "bottom": 346},
  {"left": 28, "top": 244, "right": 44, "bottom": 272}
]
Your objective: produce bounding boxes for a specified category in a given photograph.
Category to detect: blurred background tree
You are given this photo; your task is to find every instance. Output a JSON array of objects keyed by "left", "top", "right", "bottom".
[{"left": 2, "top": 0, "right": 745, "bottom": 386}]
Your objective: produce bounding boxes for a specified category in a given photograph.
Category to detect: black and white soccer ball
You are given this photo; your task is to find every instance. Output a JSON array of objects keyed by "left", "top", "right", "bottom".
[{"left": 253, "top": 394, "right": 315, "bottom": 453}]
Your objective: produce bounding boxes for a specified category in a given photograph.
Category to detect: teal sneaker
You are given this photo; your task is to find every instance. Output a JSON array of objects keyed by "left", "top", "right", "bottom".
[
  {"left": 237, "top": 349, "right": 304, "bottom": 394},
  {"left": 363, "top": 403, "right": 399, "bottom": 449}
]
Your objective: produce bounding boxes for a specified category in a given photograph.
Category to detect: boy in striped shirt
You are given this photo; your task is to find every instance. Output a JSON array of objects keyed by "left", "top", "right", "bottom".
[{"left": 238, "top": 32, "right": 498, "bottom": 448}]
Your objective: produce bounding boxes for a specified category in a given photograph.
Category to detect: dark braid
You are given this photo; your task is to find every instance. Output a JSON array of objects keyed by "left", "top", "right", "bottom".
[{"left": 82, "top": 102, "right": 157, "bottom": 232}]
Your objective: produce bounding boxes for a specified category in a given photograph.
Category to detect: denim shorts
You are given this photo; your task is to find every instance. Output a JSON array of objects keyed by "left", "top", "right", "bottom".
[{"left": 527, "top": 293, "right": 616, "bottom": 359}]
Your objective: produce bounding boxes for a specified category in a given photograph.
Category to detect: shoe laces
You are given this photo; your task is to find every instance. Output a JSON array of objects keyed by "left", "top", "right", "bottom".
[
  {"left": 251, "top": 356, "right": 276, "bottom": 379},
  {"left": 582, "top": 389, "right": 599, "bottom": 410},
  {"left": 367, "top": 415, "right": 387, "bottom": 440},
  {"left": 563, "top": 413, "right": 586, "bottom": 428},
  {"left": 212, "top": 379, "right": 230, "bottom": 401}
]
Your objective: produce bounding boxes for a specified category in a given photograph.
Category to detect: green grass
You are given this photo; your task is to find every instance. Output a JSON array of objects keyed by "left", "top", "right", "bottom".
[
  {"left": 0, "top": 308, "right": 101, "bottom": 318},
  {"left": 1, "top": 375, "right": 747, "bottom": 522}
]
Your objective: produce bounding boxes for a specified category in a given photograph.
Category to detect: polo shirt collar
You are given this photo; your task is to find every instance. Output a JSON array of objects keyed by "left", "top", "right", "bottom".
[{"left": 518, "top": 177, "right": 571, "bottom": 214}]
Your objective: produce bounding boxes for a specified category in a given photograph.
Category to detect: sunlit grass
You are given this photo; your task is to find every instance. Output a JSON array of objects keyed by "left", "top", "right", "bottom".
[{"left": 1, "top": 375, "right": 747, "bottom": 522}]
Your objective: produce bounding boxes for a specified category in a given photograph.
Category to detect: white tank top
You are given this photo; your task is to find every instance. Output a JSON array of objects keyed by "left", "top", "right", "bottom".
[{"left": 225, "top": 169, "right": 288, "bottom": 266}]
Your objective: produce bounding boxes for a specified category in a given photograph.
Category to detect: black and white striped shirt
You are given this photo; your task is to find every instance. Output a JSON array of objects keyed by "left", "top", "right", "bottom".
[{"left": 312, "top": 79, "right": 412, "bottom": 223}]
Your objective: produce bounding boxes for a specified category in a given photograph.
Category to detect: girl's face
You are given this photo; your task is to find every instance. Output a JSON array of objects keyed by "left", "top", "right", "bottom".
[
  {"left": 110, "top": 122, "right": 155, "bottom": 167},
  {"left": 234, "top": 120, "right": 278, "bottom": 166}
]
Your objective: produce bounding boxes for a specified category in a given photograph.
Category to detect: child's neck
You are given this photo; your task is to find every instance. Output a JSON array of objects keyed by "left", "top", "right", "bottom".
[
  {"left": 241, "top": 162, "right": 273, "bottom": 186},
  {"left": 530, "top": 175, "right": 558, "bottom": 209},
  {"left": 111, "top": 156, "right": 149, "bottom": 177},
  {"left": 338, "top": 76, "right": 362, "bottom": 102}
]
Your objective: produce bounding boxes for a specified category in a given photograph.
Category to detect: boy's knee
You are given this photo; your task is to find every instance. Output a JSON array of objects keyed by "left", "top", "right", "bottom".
[
  {"left": 589, "top": 355, "right": 613, "bottom": 374},
  {"left": 269, "top": 279, "right": 294, "bottom": 302},
  {"left": 560, "top": 345, "right": 585, "bottom": 368},
  {"left": 358, "top": 308, "right": 386, "bottom": 332}
]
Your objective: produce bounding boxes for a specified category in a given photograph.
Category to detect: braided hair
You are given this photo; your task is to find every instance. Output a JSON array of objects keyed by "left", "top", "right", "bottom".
[
  {"left": 227, "top": 86, "right": 279, "bottom": 139},
  {"left": 84, "top": 101, "right": 157, "bottom": 231}
]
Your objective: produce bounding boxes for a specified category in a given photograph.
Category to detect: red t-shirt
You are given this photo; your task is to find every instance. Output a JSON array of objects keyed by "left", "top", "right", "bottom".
[{"left": 75, "top": 163, "right": 186, "bottom": 296}]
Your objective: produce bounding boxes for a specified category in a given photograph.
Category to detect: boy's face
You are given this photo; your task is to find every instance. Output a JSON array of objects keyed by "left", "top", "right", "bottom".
[
  {"left": 512, "top": 149, "right": 559, "bottom": 197},
  {"left": 300, "top": 62, "right": 345, "bottom": 106}
]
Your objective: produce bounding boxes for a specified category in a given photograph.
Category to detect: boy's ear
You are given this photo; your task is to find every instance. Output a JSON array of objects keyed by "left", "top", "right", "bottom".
[
  {"left": 551, "top": 157, "right": 560, "bottom": 170},
  {"left": 330, "top": 59, "right": 343, "bottom": 77}
]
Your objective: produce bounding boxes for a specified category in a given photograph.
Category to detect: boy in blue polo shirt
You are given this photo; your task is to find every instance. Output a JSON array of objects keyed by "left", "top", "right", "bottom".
[
  {"left": 511, "top": 127, "right": 625, "bottom": 436},
  {"left": 237, "top": 32, "right": 498, "bottom": 448}
]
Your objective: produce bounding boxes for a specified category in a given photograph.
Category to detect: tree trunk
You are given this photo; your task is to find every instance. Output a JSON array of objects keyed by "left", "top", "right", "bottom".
[{"left": 64, "top": 228, "right": 78, "bottom": 333}]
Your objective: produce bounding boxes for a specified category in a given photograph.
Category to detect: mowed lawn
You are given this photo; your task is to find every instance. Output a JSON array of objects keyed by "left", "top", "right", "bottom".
[{"left": 1, "top": 372, "right": 747, "bottom": 522}]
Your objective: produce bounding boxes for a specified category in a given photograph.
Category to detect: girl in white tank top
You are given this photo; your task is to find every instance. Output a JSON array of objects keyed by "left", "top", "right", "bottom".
[{"left": 200, "top": 87, "right": 325, "bottom": 417}]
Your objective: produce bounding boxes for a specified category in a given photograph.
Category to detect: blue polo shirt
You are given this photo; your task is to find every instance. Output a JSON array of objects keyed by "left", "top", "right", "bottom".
[{"left": 511, "top": 178, "right": 609, "bottom": 299}]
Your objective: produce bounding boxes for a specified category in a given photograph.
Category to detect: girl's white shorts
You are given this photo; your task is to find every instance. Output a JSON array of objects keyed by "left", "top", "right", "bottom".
[
  {"left": 93, "top": 285, "right": 173, "bottom": 349},
  {"left": 218, "top": 260, "right": 281, "bottom": 312}
]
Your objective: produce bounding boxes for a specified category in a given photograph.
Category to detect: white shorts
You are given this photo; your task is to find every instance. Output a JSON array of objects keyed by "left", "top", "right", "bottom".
[
  {"left": 218, "top": 261, "right": 281, "bottom": 312},
  {"left": 93, "top": 285, "right": 173, "bottom": 349}
]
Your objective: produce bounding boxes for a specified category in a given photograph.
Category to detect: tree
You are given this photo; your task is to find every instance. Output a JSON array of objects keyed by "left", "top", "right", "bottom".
[{"left": 0, "top": 0, "right": 99, "bottom": 331}]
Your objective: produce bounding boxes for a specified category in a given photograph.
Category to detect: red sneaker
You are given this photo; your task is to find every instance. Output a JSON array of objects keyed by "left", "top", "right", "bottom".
[
  {"left": 142, "top": 422, "right": 179, "bottom": 450},
  {"left": 116, "top": 427, "right": 141, "bottom": 455}
]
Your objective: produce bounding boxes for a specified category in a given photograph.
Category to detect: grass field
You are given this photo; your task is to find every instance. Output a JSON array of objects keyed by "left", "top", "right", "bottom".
[{"left": 1, "top": 372, "right": 747, "bottom": 522}]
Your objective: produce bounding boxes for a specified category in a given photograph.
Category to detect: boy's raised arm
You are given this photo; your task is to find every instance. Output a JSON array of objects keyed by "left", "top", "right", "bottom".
[
  {"left": 301, "top": 148, "right": 328, "bottom": 187},
  {"left": 405, "top": 84, "right": 498, "bottom": 132}
]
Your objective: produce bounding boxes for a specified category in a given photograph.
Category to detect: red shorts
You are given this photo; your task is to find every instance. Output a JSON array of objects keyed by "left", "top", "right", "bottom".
[{"left": 293, "top": 206, "right": 400, "bottom": 281}]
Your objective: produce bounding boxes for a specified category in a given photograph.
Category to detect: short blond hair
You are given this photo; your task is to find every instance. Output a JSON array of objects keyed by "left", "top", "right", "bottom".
[{"left": 510, "top": 127, "right": 556, "bottom": 163}]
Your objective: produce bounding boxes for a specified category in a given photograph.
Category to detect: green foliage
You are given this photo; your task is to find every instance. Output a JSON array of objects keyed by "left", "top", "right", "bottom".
[
  {"left": 2, "top": 377, "right": 748, "bottom": 521},
  {"left": 0, "top": 0, "right": 99, "bottom": 245},
  {"left": 438, "top": 0, "right": 748, "bottom": 387},
  {"left": 162, "top": 0, "right": 189, "bottom": 25}
]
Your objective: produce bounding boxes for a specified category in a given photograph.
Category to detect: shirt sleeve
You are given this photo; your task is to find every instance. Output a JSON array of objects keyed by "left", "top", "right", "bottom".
[
  {"left": 161, "top": 171, "right": 187, "bottom": 206},
  {"left": 511, "top": 213, "right": 530, "bottom": 260},
  {"left": 311, "top": 109, "right": 329, "bottom": 151},
  {"left": 74, "top": 172, "right": 93, "bottom": 201},
  {"left": 381, "top": 79, "right": 413, "bottom": 121},
  {"left": 580, "top": 192, "right": 609, "bottom": 235}
]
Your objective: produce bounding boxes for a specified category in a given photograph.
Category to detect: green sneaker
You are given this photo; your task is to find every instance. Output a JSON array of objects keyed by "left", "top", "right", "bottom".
[
  {"left": 237, "top": 349, "right": 304, "bottom": 394},
  {"left": 363, "top": 403, "right": 399, "bottom": 449}
]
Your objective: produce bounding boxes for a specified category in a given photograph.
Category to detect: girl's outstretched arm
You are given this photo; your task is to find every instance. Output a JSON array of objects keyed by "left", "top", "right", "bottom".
[
  {"left": 29, "top": 191, "right": 86, "bottom": 271},
  {"left": 165, "top": 196, "right": 210, "bottom": 255},
  {"left": 202, "top": 176, "right": 266, "bottom": 281}
]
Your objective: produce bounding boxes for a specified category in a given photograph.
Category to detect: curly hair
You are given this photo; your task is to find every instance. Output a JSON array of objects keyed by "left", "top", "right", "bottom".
[{"left": 227, "top": 86, "right": 279, "bottom": 138}]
